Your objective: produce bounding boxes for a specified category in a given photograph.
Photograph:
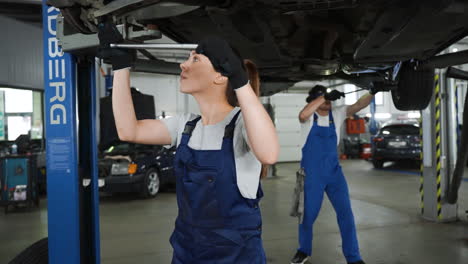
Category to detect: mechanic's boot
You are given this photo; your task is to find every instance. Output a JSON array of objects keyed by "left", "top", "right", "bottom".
[
  {"left": 348, "top": 261, "right": 366, "bottom": 264},
  {"left": 291, "top": 250, "right": 309, "bottom": 264}
]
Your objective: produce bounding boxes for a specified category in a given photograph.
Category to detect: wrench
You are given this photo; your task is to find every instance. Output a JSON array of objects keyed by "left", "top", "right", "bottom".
[{"left": 110, "top": 43, "right": 198, "bottom": 50}]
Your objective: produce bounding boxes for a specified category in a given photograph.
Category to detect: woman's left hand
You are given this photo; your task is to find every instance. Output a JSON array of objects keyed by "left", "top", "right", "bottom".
[{"left": 226, "top": 52, "right": 249, "bottom": 89}]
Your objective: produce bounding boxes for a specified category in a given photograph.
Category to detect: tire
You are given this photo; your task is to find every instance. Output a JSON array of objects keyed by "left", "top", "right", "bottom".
[
  {"left": 8, "top": 238, "right": 48, "bottom": 264},
  {"left": 373, "top": 160, "right": 384, "bottom": 169},
  {"left": 141, "top": 168, "right": 160, "bottom": 198},
  {"left": 392, "top": 61, "right": 434, "bottom": 111}
]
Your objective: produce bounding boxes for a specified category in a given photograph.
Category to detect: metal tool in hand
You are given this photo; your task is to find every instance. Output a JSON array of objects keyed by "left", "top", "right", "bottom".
[
  {"left": 342, "top": 85, "right": 395, "bottom": 95},
  {"left": 110, "top": 43, "right": 198, "bottom": 50},
  {"left": 323, "top": 88, "right": 365, "bottom": 95},
  {"left": 343, "top": 88, "right": 366, "bottom": 95}
]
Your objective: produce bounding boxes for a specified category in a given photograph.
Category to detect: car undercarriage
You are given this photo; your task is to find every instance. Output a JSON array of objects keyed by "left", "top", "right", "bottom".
[{"left": 49, "top": 0, "right": 468, "bottom": 109}]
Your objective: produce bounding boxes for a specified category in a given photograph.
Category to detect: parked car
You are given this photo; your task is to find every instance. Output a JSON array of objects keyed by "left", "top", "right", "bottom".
[
  {"left": 371, "top": 121, "right": 421, "bottom": 169},
  {"left": 51, "top": 0, "right": 468, "bottom": 111},
  {"left": 98, "top": 143, "right": 176, "bottom": 198}
]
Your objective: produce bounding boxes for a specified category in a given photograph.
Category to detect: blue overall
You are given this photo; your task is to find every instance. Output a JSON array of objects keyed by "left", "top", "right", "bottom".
[
  {"left": 170, "top": 111, "right": 266, "bottom": 264},
  {"left": 299, "top": 112, "right": 361, "bottom": 263}
]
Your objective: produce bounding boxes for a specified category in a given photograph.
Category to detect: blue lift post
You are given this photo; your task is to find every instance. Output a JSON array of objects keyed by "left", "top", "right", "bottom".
[{"left": 42, "top": 2, "right": 101, "bottom": 263}]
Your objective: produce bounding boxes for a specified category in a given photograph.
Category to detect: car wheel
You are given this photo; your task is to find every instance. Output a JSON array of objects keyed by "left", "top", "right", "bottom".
[
  {"left": 141, "top": 168, "right": 160, "bottom": 198},
  {"left": 392, "top": 61, "right": 434, "bottom": 111},
  {"left": 8, "top": 237, "right": 48, "bottom": 264},
  {"left": 373, "top": 160, "right": 384, "bottom": 169}
]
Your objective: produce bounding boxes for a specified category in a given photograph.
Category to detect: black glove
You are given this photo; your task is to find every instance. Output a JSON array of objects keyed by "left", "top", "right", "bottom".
[
  {"left": 324, "top": 90, "right": 345, "bottom": 101},
  {"left": 196, "top": 36, "right": 248, "bottom": 89},
  {"left": 97, "top": 21, "right": 134, "bottom": 71},
  {"left": 227, "top": 51, "right": 249, "bottom": 89}
]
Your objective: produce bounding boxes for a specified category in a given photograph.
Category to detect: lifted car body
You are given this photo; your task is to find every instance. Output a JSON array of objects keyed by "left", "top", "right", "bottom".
[{"left": 49, "top": 0, "right": 468, "bottom": 110}]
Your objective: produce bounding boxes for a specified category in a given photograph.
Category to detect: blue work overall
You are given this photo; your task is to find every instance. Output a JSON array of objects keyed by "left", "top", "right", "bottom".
[
  {"left": 299, "top": 112, "right": 361, "bottom": 263},
  {"left": 170, "top": 111, "right": 266, "bottom": 264}
]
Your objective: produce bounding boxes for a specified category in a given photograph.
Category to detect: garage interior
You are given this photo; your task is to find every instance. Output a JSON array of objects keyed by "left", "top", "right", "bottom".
[
  {"left": 2, "top": 161, "right": 468, "bottom": 263},
  {"left": 0, "top": 1, "right": 468, "bottom": 264}
]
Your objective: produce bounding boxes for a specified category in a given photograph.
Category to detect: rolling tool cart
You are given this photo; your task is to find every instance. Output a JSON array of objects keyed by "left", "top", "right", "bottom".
[{"left": 0, "top": 155, "right": 39, "bottom": 214}]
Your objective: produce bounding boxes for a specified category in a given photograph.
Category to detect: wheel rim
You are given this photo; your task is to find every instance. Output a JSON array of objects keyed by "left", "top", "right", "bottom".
[{"left": 147, "top": 171, "right": 160, "bottom": 195}]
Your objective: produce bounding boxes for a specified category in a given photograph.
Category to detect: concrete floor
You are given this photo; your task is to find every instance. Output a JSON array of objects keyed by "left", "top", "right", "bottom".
[{"left": 1, "top": 160, "right": 467, "bottom": 264}]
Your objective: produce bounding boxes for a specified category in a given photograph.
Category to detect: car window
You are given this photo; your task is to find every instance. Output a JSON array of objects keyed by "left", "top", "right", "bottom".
[{"left": 380, "top": 125, "right": 419, "bottom": 135}]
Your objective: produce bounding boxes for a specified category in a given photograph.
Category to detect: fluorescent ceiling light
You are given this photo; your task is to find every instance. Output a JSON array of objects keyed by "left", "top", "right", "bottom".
[
  {"left": 375, "top": 113, "right": 392, "bottom": 119},
  {"left": 407, "top": 112, "right": 421, "bottom": 119}
]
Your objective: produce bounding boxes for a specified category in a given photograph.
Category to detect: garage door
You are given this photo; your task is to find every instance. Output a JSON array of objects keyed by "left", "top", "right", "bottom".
[{"left": 271, "top": 93, "right": 305, "bottom": 162}]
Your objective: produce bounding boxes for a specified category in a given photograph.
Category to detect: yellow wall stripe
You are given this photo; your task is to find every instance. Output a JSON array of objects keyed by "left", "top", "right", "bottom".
[
  {"left": 434, "top": 74, "right": 442, "bottom": 219},
  {"left": 419, "top": 114, "right": 424, "bottom": 214}
]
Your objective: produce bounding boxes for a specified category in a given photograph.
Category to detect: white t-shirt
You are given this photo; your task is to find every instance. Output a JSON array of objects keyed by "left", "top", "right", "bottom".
[
  {"left": 300, "top": 105, "right": 348, "bottom": 146},
  {"left": 161, "top": 107, "right": 261, "bottom": 199}
]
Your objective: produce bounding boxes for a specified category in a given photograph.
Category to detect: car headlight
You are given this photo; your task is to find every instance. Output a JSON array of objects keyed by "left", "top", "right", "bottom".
[
  {"left": 111, "top": 163, "right": 130, "bottom": 175},
  {"left": 128, "top": 163, "right": 138, "bottom": 174}
]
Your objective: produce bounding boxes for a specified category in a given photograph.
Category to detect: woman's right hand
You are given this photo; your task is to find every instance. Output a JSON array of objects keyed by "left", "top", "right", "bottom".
[
  {"left": 97, "top": 21, "right": 134, "bottom": 71},
  {"left": 102, "top": 23, "right": 171, "bottom": 146}
]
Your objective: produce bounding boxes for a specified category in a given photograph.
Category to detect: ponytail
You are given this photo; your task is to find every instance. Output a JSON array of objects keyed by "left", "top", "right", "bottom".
[{"left": 244, "top": 59, "right": 260, "bottom": 97}]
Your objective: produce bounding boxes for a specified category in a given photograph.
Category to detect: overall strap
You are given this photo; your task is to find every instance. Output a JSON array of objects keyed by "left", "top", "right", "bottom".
[
  {"left": 224, "top": 110, "right": 242, "bottom": 139},
  {"left": 182, "top": 116, "right": 202, "bottom": 137},
  {"left": 313, "top": 113, "right": 318, "bottom": 123},
  {"left": 328, "top": 111, "right": 335, "bottom": 125}
]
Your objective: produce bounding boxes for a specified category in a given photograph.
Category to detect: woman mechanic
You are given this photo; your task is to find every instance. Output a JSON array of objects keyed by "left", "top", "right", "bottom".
[{"left": 98, "top": 23, "right": 279, "bottom": 263}]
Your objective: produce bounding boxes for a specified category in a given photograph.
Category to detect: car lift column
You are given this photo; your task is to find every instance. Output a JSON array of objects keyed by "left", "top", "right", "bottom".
[
  {"left": 369, "top": 97, "right": 378, "bottom": 135},
  {"left": 42, "top": 2, "right": 101, "bottom": 263},
  {"left": 420, "top": 69, "right": 458, "bottom": 222}
]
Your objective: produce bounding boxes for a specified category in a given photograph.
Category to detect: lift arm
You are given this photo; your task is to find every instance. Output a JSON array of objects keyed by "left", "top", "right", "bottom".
[{"left": 447, "top": 89, "right": 468, "bottom": 204}]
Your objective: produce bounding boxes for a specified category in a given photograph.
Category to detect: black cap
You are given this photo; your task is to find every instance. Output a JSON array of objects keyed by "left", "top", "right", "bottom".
[
  {"left": 306, "top": 85, "right": 327, "bottom": 103},
  {"left": 195, "top": 36, "right": 237, "bottom": 77}
]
